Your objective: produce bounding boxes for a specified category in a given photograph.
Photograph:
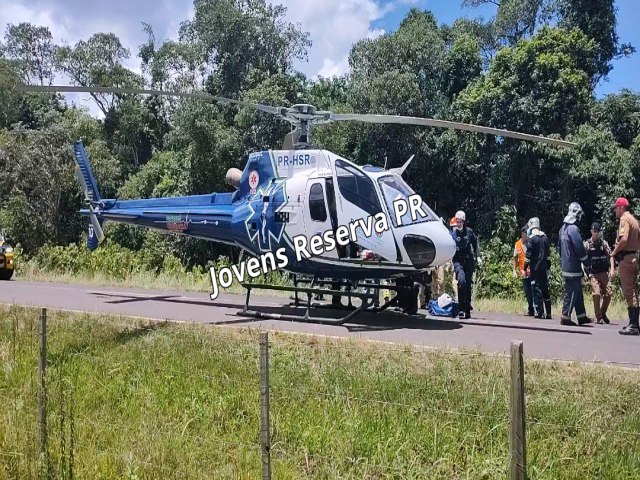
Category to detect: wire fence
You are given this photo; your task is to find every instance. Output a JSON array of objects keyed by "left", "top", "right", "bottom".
[{"left": 1, "top": 306, "right": 639, "bottom": 479}]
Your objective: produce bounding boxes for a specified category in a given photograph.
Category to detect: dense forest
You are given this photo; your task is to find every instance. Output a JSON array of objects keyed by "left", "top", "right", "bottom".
[{"left": 0, "top": 0, "right": 639, "bottom": 296}]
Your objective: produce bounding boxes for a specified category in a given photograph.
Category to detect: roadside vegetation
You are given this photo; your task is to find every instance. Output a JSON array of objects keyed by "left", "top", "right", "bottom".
[{"left": 1, "top": 305, "right": 639, "bottom": 479}]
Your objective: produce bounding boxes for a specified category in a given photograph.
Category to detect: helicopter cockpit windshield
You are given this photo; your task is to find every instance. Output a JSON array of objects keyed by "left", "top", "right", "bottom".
[{"left": 378, "top": 174, "right": 438, "bottom": 227}]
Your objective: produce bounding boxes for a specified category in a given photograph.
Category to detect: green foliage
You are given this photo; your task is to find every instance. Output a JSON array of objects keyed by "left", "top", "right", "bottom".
[
  {"left": 3, "top": 22, "right": 57, "bottom": 85},
  {"left": 182, "top": 0, "right": 311, "bottom": 96},
  {"left": 592, "top": 89, "right": 640, "bottom": 149},
  {"left": 556, "top": 0, "right": 635, "bottom": 81}
]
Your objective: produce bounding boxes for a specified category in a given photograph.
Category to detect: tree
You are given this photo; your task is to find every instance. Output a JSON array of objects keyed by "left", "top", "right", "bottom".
[
  {"left": 179, "top": 0, "right": 311, "bottom": 96},
  {"left": 3, "top": 22, "right": 57, "bottom": 86},
  {"left": 593, "top": 89, "right": 640, "bottom": 149},
  {"left": 0, "top": 58, "right": 24, "bottom": 127},
  {"left": 556, "top": 0, "right": 635, "bottom": 82},
  {"left": 452, "top": 26, "right": 599, "bottom": 232},
  {"left": 56, "top": 33, "right": 143, "bottom": 116}
]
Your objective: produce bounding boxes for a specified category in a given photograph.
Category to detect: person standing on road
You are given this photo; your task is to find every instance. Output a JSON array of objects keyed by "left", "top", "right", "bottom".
[
  {"left": 513, "top": 226, "right": 534, "bottom": 316},
  {"left": 610, "top": 197, "right": 640, "bottom": 336},
  {"left": 524, "top": 217, "right": 552, "bottom": 319},
  {"left": 558, "top": 202, "right": 592, "bottom": 326},
  {"left": 584, "top": 222, "right": 614, "bottom": 324},
  {"left": 451, "top": 210, "right": 478, "bottom": 319}
]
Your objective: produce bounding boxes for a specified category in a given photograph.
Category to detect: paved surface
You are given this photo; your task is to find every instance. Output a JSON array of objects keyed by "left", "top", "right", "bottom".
[{"left": 1, "top": 279, "right": 639, "bottom": 365}]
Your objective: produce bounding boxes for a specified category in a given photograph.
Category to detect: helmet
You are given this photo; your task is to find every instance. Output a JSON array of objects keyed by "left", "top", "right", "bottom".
[
  {"left": 455, "top": 210, "right": 466, "bottom": 221},
  {"left": 527, "top": 217, "right": 540, "bottom": 230},
  {"left": 564, "top": 202, "right": 583, "bottom": 224}
]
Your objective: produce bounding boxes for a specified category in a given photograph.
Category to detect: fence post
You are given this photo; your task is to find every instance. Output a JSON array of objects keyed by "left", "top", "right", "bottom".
[
  {"left": 509, "top": 340, "right": 526, "bottom": 480},
  {"left": 38, "top": 307, "right": 48, "bottom": 479},
  {"left": 259, "top": 332, "right": 271, "bottom": 480}
]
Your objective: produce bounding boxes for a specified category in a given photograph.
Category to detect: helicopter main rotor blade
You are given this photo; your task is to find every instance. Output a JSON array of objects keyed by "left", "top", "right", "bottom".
[
  {"left": 13, "top": 84, "right": 282, "bottom": 116},
  {"left": 330, "top": 113, "right": 577, "bottom": 148}
]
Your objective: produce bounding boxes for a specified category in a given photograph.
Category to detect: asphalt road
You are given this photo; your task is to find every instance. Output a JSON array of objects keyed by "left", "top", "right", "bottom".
[{"left": 1, "top": 279, "right": 639, "bottom": 366}]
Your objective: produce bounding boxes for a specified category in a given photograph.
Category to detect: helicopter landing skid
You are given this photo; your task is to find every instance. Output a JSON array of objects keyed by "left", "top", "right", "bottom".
[
  {"left": 237, "top": 282, "right": 376, "bottom": 325},
  {"left": 236, "top": 276, "right": 419, "bottom": 325}
]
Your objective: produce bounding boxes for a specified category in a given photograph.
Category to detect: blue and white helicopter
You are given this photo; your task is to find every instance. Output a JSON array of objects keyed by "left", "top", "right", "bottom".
[{"left": 17, "top": 84, "right": 577, "bottom": 322}]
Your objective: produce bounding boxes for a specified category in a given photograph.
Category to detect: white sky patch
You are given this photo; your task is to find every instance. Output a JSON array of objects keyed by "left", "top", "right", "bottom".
[{"left": 275, "top": 0, "right": 397, "bottom": 79}]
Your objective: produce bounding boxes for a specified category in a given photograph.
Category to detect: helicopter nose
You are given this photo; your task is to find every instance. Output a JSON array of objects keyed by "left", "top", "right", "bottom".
[
  {"left": 401, "top": 224, "right": 456, "bottom": 268},
  {"left": 402, "top": 234, "right": 437, "bottom": 268}
]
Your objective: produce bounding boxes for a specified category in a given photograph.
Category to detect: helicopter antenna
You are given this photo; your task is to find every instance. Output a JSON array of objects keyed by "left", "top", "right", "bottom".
[
  {"left": 384, "top": 156, "right": 387, "bottom": 169},
  {"left": 14, "top": 84, "right": 578, "bottom": 149}
]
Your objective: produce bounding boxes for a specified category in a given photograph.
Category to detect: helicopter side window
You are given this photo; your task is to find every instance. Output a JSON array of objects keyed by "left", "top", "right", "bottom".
[
  {"left": 309, "top": 183, "right": 327, "bottom": 222},
  {"left": 335, "top": 160, "right": 381, "bottom": 216}
]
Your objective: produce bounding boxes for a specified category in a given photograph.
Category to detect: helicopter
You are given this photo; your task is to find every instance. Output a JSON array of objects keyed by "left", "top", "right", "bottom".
[{"left": 15, "top": 84, "right": 577, "bottom": 323}]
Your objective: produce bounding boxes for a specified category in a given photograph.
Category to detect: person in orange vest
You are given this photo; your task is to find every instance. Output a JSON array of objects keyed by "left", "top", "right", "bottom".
[{"left": 513, "top": 226, "right": 534, "bottom": 316}]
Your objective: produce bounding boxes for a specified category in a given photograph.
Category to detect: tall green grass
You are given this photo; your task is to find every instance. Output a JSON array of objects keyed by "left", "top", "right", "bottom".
[{"left": 1, "top": 305, "right": 639, "bottom": 479}]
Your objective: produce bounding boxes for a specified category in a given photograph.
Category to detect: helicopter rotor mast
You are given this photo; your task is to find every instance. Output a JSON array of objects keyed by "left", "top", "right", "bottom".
[{"left": 14, "top": 84, "right": 578, "bottom": 149}]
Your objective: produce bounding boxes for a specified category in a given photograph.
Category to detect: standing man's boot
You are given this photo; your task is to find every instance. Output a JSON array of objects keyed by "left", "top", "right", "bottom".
[
  {"left": 620, "top": 307, "right": 640, "bottom": 335},
  {"left": 544, "top": 300, "right": 552, "bottom": 319}
]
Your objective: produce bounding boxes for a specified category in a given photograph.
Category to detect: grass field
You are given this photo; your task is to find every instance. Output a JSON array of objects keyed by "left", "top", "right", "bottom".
[{"left": 1, "top": 305, "right": 639, "bottom": 479}]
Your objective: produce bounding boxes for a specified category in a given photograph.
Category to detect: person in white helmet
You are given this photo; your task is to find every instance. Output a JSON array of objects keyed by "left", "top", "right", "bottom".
[
  {"left": 450, "top": 210, "right": 478, "bottom": 319},
  {"left": 524, "top": 216, "right": 551, "bottom": 319},
  {"left": 558, "top": 202, "right": 593, "bottom": 326}
]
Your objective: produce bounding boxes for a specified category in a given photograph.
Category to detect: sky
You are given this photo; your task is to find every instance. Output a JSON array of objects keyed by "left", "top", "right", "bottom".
[{"left": 1, "top": 0, "right": 638, "bottom": 116}]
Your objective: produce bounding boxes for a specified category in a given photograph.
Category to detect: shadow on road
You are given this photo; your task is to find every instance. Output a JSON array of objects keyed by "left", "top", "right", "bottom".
[{"left": 89, "top": 291, "right": 594, "bottom": 335}]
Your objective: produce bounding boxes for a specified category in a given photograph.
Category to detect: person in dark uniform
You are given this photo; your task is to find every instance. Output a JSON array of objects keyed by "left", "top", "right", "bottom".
[
  {"left": 584, "top": 221, "right": 614, "bottom": 324},
  {"left": 610, "top": 197, "right": 640, "bottom": 335},
  {"left": 451, "top": 210, "right": 478, "bottom": 319},
  {"left": 524, "top": 217, "right": 552, "bottom": 319},
  {"left": 557, "top": 202, "right": 593, "bottom": 326}
]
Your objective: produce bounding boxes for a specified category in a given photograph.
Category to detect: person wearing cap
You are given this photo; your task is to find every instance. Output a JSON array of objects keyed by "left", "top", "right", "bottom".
[
  {"left": 513, "top": 226, "right": 534, "bottom": 316},
  {"left": 451, "top": 210, "right": 478, "bottom": 319},
  {"left": 610, "top": 197, "right": 640, "bottom": 335},
  {"left": 557, "top": 202, "right": 593, "bottom": 326},
  {"left": 584, "top": 221, "right": 614, "bottom": 324},
  {"left": 524, "top": 217, "right": 552, "bottom": 319}
]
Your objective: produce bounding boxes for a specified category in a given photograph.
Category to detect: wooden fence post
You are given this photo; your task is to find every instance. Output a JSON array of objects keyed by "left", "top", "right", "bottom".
[
  {"left": 509, "top": 340, "right": 526, "bottom": 480},
  {"left": 38, "top": 307, "right": 49, "bottom": 479},
  {"left": 259, "top": 332, "right": 271, "bottom": 480}
]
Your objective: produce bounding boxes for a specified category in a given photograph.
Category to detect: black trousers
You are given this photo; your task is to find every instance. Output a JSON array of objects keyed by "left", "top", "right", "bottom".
[
  {"left": 530, "top": 269, "right": 550, "bottom": 316},
  {"left": 454, "top": 261, "right": 474, "bottom": 312}
]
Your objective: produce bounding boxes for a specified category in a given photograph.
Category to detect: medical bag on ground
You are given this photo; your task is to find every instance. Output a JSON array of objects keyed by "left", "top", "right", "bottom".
[{"left": 427, "top": 293, "right": 459, "bottom": 318}]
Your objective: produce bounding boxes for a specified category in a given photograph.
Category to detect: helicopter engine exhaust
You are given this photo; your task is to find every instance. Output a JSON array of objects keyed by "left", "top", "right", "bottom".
[{"left": 225, "top": 168, "right": 242, "bottom": 189}]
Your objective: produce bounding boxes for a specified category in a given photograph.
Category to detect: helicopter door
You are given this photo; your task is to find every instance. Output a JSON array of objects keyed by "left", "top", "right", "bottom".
[
  {"left": 303, "top": 179, "right": 339, "bottom": 259},
  {"left": 332, "top": 159, "right": 399, "bottom": 262}
]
